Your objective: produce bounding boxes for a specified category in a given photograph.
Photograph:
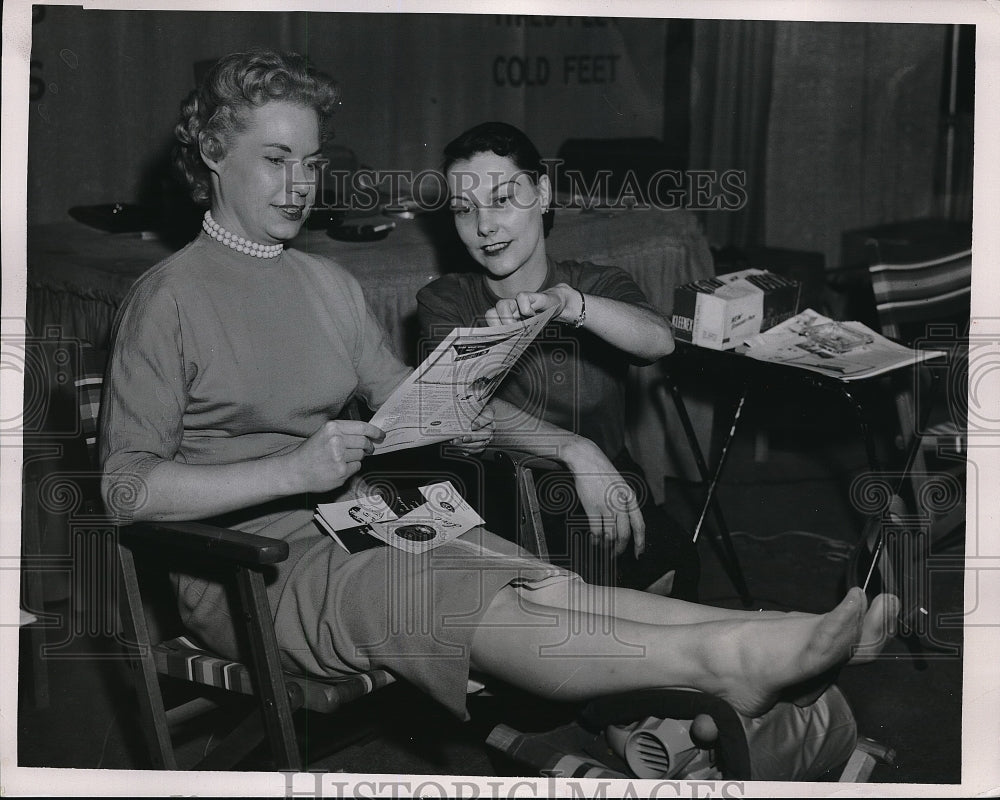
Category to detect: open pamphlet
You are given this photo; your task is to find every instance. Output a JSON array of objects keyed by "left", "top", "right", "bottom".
[
  {"left": 315, "top": 480, "right": 485, "bottom": 555},
  {"left": 369, "top": 306, "right": 557, "bottom": 454},
  {"left": 740, "top": 309, "right": 946, "bottom": 381}
]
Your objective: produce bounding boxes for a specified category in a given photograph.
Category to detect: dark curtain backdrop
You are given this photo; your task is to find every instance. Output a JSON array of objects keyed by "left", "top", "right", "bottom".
[
  {"left": 690, "top": 19, "right": 949, "bottom": 268},
  {"left": 688, "top": 20, "right": 776, "bottom": 254},
  {"left": 26, "top": 8, "right": 666, "bottom": 225}
]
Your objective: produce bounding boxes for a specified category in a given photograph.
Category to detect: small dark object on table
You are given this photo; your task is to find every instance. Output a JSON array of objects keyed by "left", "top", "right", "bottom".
[{"left": 328, "top": 220, "right": 396, "bottom": 242}]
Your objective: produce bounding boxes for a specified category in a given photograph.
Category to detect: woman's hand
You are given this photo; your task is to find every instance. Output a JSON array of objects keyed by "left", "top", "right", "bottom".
[
  {"left": 562, "top": 438, "right": 645, "bottom": 556},
  {"left": 449, "top": 402, "right": 496, "bottom": 455},
  {"left": 291, "top": 420, "right": 385, "bottom": 493},
  {"left": 483, "top": 282, "right": 674, "bottom": 362},
  {"left": 484, "top": 283, "right": 582, "bottom": 327}
]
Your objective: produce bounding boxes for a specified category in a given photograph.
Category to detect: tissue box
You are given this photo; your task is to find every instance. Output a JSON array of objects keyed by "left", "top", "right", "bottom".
[{"left": 671, "top": 269, "right": 802, "bottom": 350}]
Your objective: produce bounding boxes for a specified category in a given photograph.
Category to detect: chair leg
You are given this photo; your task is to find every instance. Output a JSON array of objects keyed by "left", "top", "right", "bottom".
[
  {"left": 838, "top": 737, "right": 896, "bottom": 782},
  {"left": 893, "top": 386, "right": 929, "bottom": 506},
  {"left": 835, "top": 383, "right": 882, "bottom": 472},
  {"left": 516, "top": 464, "right": 550, "bottom": 561},
  {"left": 116, "top": 543, "right": 178, "bottom": 770},
  {"left": 164, "top": 696, "right": 225, "bottom": 727},
  {"left": 24, "top": 623, "right": 50, "bottom": 709},
  {"left": 194, "top": 689, "right": 302, "bottom": 772},
  {"left": 21, "top": 480, "right": 50, "bottom": 709},
  {"left": 234, "top": 565, "right": 303, "bottom": 771}
]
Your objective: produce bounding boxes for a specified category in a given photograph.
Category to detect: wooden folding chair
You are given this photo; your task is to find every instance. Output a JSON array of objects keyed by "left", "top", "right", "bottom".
[{"left": 74, "top": 346, "right": 396, "bottom": 771}]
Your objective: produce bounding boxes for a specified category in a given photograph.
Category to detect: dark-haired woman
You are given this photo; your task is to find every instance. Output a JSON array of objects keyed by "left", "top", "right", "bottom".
[
  {"left": 100, "top": 50, "right": 897, "bottom": 776},
  {"left": 417, "top": 121, "right": 699, "bottom": 599}
]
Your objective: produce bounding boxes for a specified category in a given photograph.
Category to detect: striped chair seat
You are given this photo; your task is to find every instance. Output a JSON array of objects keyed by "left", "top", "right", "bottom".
[
  {"left": 866, "top": 240, "right": 970, "bottom": 453},
  {"left": 924, "top": 418, "right": 965, "bottom": 446},
  {"left": 74, "top": 343, "right": 107, "bottom": 463},
  {"left": 868, "top": 247, "right": 972, "bottom": 341},
  {"left": 153, "top": 636, "right": 396, "bottom": 713}
]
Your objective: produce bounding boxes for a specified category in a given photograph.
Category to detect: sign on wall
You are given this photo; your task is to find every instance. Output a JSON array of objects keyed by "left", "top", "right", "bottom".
[{"left": 311, "top": 13, "right": 667, "bottom": 177}]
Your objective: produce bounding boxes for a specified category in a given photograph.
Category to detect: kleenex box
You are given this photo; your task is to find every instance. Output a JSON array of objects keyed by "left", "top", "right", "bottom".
[{"left": 671, "top": 269, "right": 801, "bottom": 350}]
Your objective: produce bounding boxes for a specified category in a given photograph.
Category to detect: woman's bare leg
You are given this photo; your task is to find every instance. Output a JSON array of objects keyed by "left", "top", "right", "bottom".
[
  {"left": 526, "top": 580, "right": 899, "bottom": 665},
  {"left": 470, "top": 585, "right": 892, "bottom": 718},
  {"left": 528, "top": 580, "right": 787, "bottom": 623}
]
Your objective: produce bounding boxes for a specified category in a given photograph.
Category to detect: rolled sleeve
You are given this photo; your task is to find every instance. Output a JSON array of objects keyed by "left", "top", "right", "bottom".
[{"left": 585, "top": 264, "right": 658, "bottom": 312}]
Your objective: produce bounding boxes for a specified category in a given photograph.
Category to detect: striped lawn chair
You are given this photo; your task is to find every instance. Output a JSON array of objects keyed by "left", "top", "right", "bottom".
[
  {"left": 866, "top": 238, "right": 970, "bottom": 506},
  {"left": 864, "top": 237, "right": 969, "bottom": 645}
]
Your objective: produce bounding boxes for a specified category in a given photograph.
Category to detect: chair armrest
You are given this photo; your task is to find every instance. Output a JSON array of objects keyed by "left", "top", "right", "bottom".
[
  {"left": 120, "top": 521, "right": 289, "bottom": 566},
  {"left": 475, "top": 447, "right": 564, "bottom": 561},
  {"left": 479, "top": 446, "right": 562, "bottom": 474}
]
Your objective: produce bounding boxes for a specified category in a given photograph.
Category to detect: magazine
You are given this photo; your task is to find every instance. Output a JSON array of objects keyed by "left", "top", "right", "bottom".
[
  {"left": 369, "top": 306, "right": 557, "bottom": 454},
  {"left": 741, "top": 309, "right": 947, "bottom": 381},
  {"left": 315, "top": 480, "right": 485, "bottom": 555}
]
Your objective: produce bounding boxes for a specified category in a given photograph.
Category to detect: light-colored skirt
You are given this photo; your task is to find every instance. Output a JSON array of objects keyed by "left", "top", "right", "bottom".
[{"left": 175, "top": 510, "right": 578, "bottom": 719}]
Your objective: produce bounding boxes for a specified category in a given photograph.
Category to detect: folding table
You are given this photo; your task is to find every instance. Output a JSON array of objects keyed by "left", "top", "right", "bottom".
[{"left": 658, "top": 339, "right": 945, "bottom": 612}]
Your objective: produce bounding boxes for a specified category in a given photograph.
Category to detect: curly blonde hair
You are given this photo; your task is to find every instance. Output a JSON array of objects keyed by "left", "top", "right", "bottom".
[{"left": 173, "top": 48, "right": 341, "bottom": 206}]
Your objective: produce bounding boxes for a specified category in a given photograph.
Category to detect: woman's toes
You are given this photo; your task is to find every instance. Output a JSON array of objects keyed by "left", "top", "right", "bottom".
[{"left": 850, "top": 593, "right": 900, "bottom": 664}]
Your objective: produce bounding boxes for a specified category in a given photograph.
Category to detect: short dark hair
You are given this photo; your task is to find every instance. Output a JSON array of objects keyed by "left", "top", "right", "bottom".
[
  {"left": 443, "top": 121, "right": 554, "bottom": 235},
  {"left": 443, "top": 121, "right": 545, "bottom": 183},
  {"left": 173, "top": 48, "right": 340, "bottom": 206}
]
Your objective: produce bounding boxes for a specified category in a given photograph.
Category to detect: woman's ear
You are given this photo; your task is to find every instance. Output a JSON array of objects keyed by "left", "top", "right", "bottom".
[
  {"left": 199, "top": 133, "right": 225, "bottom": 174},
  {"left": 537, "top": 173, "right": 552, "bottom": 213}
]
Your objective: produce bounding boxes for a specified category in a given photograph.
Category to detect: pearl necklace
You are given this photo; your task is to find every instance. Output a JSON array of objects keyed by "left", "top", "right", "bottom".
[{"left": 202, "top": 211, "right": 284, "bottom": 259}]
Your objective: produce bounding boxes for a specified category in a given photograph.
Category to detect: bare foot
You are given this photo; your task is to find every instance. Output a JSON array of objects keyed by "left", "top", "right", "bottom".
[
  {"left": 700, "top": 587, "right": 870, "bottom": 717},
  {"left": 787, "top": 665, "right": 842, "bottom": 708},
  {"left": 786, "top": 592, "right": 900, "bottom": 706},
  {"left": 848, "top": 592, "right": 900, "bottom": 664}
]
